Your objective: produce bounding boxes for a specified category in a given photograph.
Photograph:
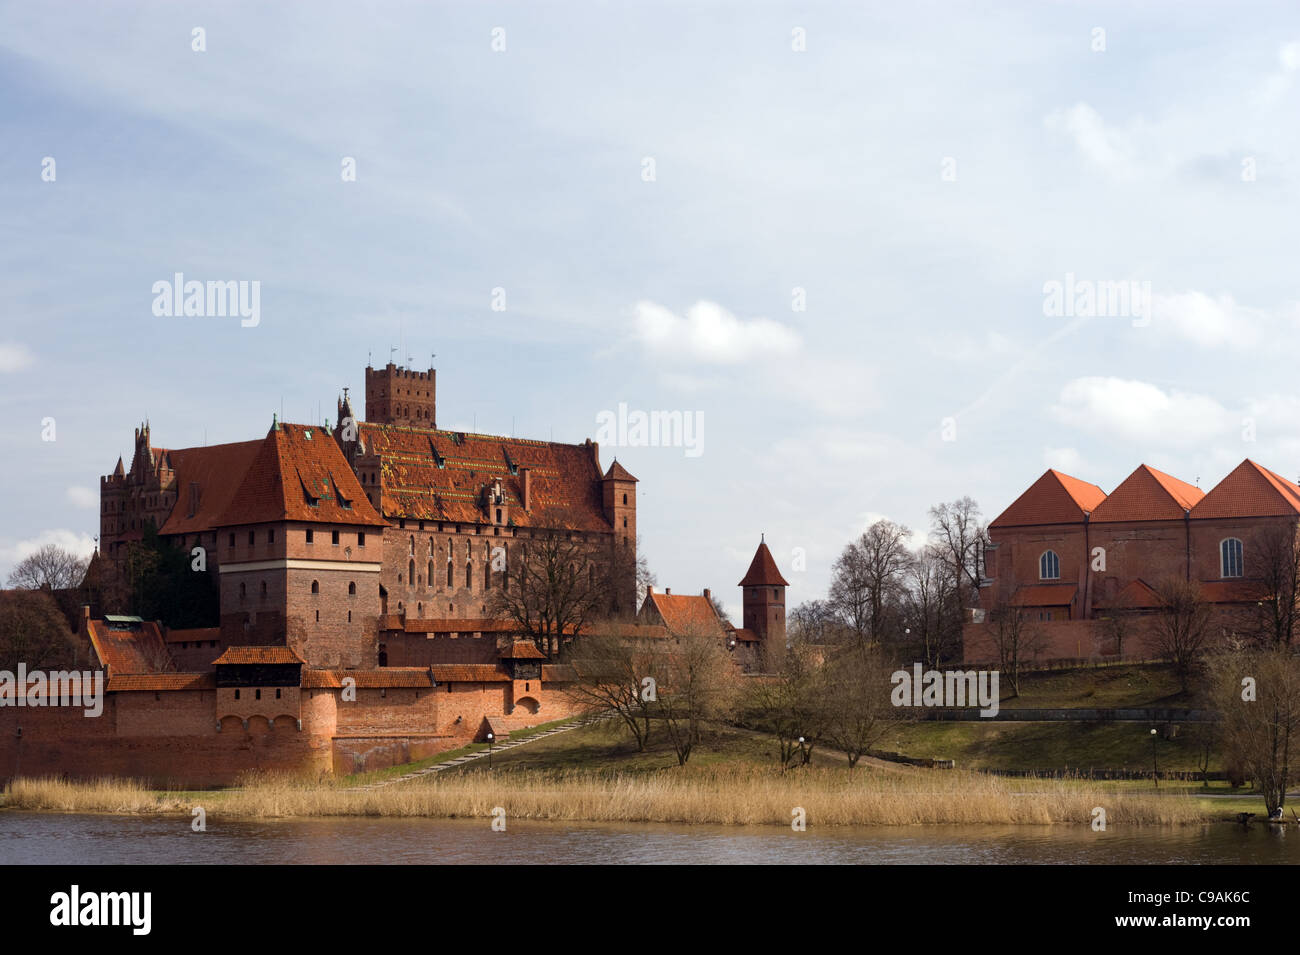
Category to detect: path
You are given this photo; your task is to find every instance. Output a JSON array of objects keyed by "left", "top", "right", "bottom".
[{"left": 347, "top": 711, "right": 616, "bottom": 791}]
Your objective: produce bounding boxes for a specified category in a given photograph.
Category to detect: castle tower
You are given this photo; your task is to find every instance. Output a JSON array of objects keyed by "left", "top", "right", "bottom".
[
  {"left": 601, "top": 458, "right": 638, "bottom": 616},
  {"left": 365, "top": 362, "right": 435, "bottom": 428},
  {"left": 738, "top": 537, "right": 788, "bottom": 671}
]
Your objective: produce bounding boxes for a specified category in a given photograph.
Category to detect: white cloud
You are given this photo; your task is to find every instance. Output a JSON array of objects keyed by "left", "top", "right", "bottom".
[
  {"left": 1044, "top": 446, "right": 1085, "bottom": 474},
  {"left": 1150, "top": 291, "right": 1262, "bottom": 348},
  {"left": 0, "top": 343, "right": 34, "bottom": 372},
  {"left": 1051, "top": 377, "right": 1235, "bottom": 447},
  {"left": 66, "top": 487, "right": 98, "bottom": 509},
  {"left": 0, "top": 528, "right": 95, "bottom": 583},
  {"left": 1045, "top": 103, "right": 1135, "bottom": 174},
  {"left": 632, "top": 300, "right": 801, "bottom": 364}
]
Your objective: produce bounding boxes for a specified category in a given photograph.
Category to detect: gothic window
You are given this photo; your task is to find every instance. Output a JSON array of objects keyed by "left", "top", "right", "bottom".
[
  {"left": 1221, "top": 538, "right": 1244, "bottom": 578},
  {"left": 348, "top": 581, "right": 356, "bottom": 595},
  {"left": 409, "top": 559, "right": 415, "bottom": 586},
  {"left": 311, "top": 580, "right": 319, "bottom": 594},
  {"left": 1039, "top": 550, "right": 1060, "bottom": 580}
]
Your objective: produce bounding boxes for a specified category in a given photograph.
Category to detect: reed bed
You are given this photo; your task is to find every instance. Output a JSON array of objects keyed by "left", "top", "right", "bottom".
[{"left": 3, "top": 766, "right": 1211, "bottom": 826}]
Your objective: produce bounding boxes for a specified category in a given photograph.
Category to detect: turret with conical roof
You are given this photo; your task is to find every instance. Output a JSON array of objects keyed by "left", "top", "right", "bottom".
[
  {"left": 601, "top": 457, "right": 638, "bottom": 615},
  {"left": 739, "top": 537, "right": 787, "bottom": 670}
]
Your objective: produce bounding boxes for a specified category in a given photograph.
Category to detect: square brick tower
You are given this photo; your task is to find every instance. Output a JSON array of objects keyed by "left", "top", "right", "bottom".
[
  {"left": 365, "top": 362, "right": 435, "bottom": 428},
  {"left": 739, "top": 537, "right": 789, "bottom": 671}
]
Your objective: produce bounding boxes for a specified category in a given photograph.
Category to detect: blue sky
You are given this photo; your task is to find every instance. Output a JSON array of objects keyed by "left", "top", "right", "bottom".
[{"left": 3, "top": 1, "right": 1300, "bottom": 621}]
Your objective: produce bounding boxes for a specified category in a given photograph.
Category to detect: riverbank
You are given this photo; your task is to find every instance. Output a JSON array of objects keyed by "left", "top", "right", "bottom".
[{"left": 1, "top": 767, "right": 1221, "bottom": 826}]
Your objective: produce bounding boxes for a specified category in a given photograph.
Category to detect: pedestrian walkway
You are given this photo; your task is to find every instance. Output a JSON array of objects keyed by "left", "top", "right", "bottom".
[{"left": 349, "top": 711, "right": 615, "bottom": 790}]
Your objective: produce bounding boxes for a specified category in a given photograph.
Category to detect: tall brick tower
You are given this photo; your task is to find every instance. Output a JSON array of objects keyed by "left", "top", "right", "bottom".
[
  {"left": 365, "top": 362, "right": 435, "bottom": 428},
  {"left": 601, "top": 457, "right": 638, "bottom": 616},
  {"left": 739, "top": 537, "right": 788, "bottom": 671}
]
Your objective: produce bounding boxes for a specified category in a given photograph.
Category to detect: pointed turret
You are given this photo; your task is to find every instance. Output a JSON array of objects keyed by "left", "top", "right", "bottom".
[{"left": 739, "top": 537, "right": 787, "bottom": 671}]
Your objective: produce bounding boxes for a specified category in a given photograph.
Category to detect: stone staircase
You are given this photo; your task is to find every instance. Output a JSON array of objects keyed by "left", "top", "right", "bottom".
[{"left": 349, "top": 711, "right": 615, "bottom": 790}]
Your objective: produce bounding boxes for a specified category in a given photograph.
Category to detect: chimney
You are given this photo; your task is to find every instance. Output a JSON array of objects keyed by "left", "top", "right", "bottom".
[
  {"left": 520, "top": 467, "right": 532, "bottom": 511},
  {"left": 665, "top": 588, "right": 671, "bottom": 595},
  {"left": 703, "top": 588, "right": 711, "bottom": 602}
]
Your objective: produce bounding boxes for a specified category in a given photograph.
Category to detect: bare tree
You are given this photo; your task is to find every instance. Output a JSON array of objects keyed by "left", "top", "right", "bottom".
[
  {"left": 1147, "top": 578, "right": 1214, "bottom": 692},
  {"left": 652, "top": 624, "right": 737, "bottom": 766},
  {"left": 565, "top": 631, "right": 657, "bottom": 750},
  {"left": 743, "top": 647, "right": 830, "bottom": 770},
  {"left": 828, "top": 520, "right": 914, "bottom": 646},
  {"left": 7, "top": 544, "right": 90, "bottom": 591},
  {"left": 788, "top": 599, "right": 852, "bottom": 646},
  {"left": 0, "top": 589, "right": 79, "bottom": 673},
  {"left": 903, "top": 544, "right": 964, "bottom": 667},
  {"left": 989, "top": 600, "right": 1044, "bottom": 698},
  {"left": 1209, "top": 645, "right": 1300, "bottom": 818},
  {"left": 928, "top": 497, "right": 987, "bottom": 610},
  {"left": 1249, "top": 521, "right": 1300, "bottom": 648},
  {"left": 488, "top": 534, "right": 609, "bottom": 659},
  {"left": 821, "top": 643, "right": 897, "bottom": 767},
  {"left": 633, "top": 535, "right": 656, "bottom": 610}
]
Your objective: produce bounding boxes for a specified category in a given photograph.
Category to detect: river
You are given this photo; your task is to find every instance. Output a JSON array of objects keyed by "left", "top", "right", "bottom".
[{"left": 2, "top": 811, "right": 1299, "bottom": 863}]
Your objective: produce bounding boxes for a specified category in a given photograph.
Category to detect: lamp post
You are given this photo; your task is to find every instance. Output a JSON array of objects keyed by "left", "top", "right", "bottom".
[
  {"left": 797, "top": 735, "right": 806, "bottom": 767},
  {"left": 1150, "top": 728, "right": 1159, "bottom": 789},
  {"left": 487, "top": 731, "right": 494, "bottom": 770}
]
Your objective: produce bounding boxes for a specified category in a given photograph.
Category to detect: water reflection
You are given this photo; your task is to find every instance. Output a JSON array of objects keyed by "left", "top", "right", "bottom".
[{"left": 1, "top": 812, "right": 1297, "bottom": 864}]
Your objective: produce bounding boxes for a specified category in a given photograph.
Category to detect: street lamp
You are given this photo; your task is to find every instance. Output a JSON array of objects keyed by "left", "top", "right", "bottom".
[
  {"left": 1150, "top": 728, "right": 1159, "bottom": 789},
  {"left": 487, "top": 731, "right": 494, "bottom": 770},
  {"left": 797, "top": 735, "right": 806, "bottom": 766}
]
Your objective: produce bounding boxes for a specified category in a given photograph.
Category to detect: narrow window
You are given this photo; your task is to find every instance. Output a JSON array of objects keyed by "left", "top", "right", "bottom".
[
  {"left": 358, "top": 532, "right": 365, "bottom": 546},
  {"left": 1039, "top": 550, "right": 1060, "bottom": 580},
  {"left": 332, "top": 530, "right": 340, "bottom": 545},
  {"left": 348, "top": 581, "right": 357, "bottom": 595},
  {"left": 306, "top": 529, "right": 314, "bottom": 544},
  {"left": 268, "top": 528, "right": 275, "bottom": 544},
  {"left": 311, "top": 580, "right": 319, "bottom": 594},
  {"left": 1221, "top": 538, "right": 1244, "bottom": 578}
]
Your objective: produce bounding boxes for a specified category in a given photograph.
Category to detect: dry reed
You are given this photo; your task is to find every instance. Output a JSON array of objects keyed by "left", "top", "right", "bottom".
[{"left": 2, "top": 766, "right": 1211, "bottom": 827}]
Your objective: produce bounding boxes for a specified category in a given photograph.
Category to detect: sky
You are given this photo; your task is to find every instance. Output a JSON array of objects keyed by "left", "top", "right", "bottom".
[{"left": 3, "top": 1, "right": 1300, "bottom": 622}]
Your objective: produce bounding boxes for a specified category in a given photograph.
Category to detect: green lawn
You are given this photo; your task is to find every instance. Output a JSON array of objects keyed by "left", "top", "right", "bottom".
[
  {"left": 447, "top": 718, "right": 845, "bottom": 775},
  {"left": 883, "top": 719, "right": 1217, "bottom": 774},
  {"left": 995, "top": 663, "right": 1192, "bottom": 709}
]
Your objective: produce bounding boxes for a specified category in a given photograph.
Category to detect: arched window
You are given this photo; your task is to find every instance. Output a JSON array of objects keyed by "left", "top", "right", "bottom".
[
  {"left": 465, "top": 560, "right": 473, "bottom": 589},
  {"left": 428, "top": 560, "right": 434, "bottom": 585},
  {"left": 1039, "top": 550, "right": 1060, "bottom": 580},
  {"left": 409, "top": 559, "right": 416, "bottom": 586},
  {"left": 409, "top": 535, "right": 415, "bottom": 555},
  {"left": 446, "top": 555, "right": 453, "bottom": 588},
  {"left": 348, "top": 581, "right": 356, "bottom": 595},
  {"left": 239, "top": 582, "right": 246, "bottom": 599},
  {"left": 623, "top": 493, "right": 628, "bottom": 505},
  {"left": 261, "top": 580, "right": 267, "bottom": 596},
  {"left": 311, "top": 580, "right": 319, "bottom": 594},
  {"left": 1221, "top": 538, "right": 1244, "bottom": 578}
]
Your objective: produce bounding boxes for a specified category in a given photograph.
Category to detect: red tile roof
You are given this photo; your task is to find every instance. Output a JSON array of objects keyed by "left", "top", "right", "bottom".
[
  {"left": 212, "top": 646, "right": 305, "bottom": 666},
  {"left": 216, "top": 424, "right": 387, "bottom": 529},
  {"left": 501, "top": 640, "right": 547, "bottom": 660},
  {"left": 86, "top": 619, "right": 174, "bottom": 675},
  {"left": 1198, "top": 580, "right": 1269, "bottom": 603},
  {"left": 356, "top": 423, "right": 612, "bottom": 531},
  {"left": 603, "top": 460, "right": 638, "bottom": 482},
  {"left": 738, "top": 540, "right": 790, "bottom": 587},
  {"left": 108, "top": 673, "right": 215, "bottom": 692},
  {"left": 730, "top": 627, "right": 760, "bottom": 643},
  {"left": 990, "top": 470, "right": 1107, "bottom": 528},
  {"left": 1094, "top": 579, "right": 1162, "bottom": 610},
  {"left": 541, "top": 664, "right": 577, "bottom": 683},
  {"left": 1010, "top": 584, "right": 1078, "bottom": 608},
  {"left": 430, "top": 664, "right": 511, "bottom": 683},
  {"left": 158, "top": 440, "right": 264, "bottom": 537},
  {"left": 1190, "top": 460, "right": 1300, "bottom": 519},
  {"left": 301, "top": 668, "right": 435, "bottom": 688},
  {"left": 1090, "top": 465, "right": 1204, "bottom": 523},
  {"left": 642, "top": 591, "right": 729, "bottom": 637}
]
